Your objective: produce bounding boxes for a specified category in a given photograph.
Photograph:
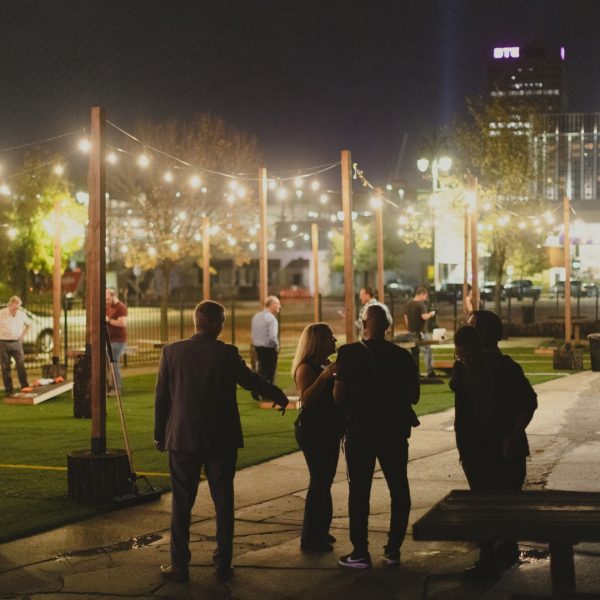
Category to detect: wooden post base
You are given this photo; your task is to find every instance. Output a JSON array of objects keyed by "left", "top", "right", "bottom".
[{"left": 67, "top": 449, "right": 131, "bottom": 503}]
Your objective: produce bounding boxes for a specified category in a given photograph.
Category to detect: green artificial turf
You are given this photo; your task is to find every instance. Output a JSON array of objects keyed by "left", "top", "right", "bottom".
[{"left": 0, "top": 346, "right": 583, "bottom": 542}]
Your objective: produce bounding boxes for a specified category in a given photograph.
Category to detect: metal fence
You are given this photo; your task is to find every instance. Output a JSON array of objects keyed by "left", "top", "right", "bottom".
[{"left": 19, "top": 290, "right": 600, "bottom": 375}]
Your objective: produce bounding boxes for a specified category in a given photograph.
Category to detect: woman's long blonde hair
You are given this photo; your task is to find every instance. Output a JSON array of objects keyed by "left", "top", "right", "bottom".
[{"left": 291, "top": 322, "right": 332, "bottom": 383}]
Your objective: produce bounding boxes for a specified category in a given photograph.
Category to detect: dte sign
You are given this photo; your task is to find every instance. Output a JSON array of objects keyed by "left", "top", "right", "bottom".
[{"left": 493, "top": 47, "right": 520, "bottom": 59}]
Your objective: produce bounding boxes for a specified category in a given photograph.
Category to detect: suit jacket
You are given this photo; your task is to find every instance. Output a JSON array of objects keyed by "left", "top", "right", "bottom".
[{"left": 154, "top": 333, "right": 287, "bottom": 456}]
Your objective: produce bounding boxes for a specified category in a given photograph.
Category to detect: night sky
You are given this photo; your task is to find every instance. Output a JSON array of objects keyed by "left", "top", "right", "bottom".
[{"left": 1, "top": 0, "right": 599, "bottom": 185}]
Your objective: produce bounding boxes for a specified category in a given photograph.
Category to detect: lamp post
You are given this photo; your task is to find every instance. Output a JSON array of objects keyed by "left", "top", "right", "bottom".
[{"left": 417, "top": 155, "right": 451, "bottom": 290}]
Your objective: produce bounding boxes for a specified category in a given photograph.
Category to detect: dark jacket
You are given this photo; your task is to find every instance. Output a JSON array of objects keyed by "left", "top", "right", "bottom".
[{"left": 154, "top": 333, "right": 287, "bottom": 456}]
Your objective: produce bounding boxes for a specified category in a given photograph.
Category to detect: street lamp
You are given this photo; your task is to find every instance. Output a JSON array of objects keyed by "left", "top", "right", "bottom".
[{"left": 417, "top": 155, "right": 452, "bottom": 289}]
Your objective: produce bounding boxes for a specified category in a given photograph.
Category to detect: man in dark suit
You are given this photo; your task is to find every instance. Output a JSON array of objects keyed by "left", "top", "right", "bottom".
[{"left": 154, "top": 300, "right": 289, "bottom": 583}]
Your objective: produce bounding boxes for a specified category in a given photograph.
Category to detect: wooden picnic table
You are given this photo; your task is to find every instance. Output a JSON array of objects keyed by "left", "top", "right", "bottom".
[{"left": 412, "top": 489, "right": 600, "bottom": 597}]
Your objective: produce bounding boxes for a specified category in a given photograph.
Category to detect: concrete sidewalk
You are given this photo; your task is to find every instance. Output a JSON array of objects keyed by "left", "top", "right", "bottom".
[{"left": 1, "top": 372, "right": 599, "bottom": 599}]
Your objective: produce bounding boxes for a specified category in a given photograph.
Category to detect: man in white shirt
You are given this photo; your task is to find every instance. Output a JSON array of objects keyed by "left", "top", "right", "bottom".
[
  {"left": 250, "top": 296, "right": 281, "bottom": 397},
  {"left": 0, "top": 296, "right": 32, "bottom": 394}
]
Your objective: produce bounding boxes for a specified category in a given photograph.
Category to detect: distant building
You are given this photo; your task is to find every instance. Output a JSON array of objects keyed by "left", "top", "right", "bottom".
[
  {"left": 488, "top": 44, "right": 566, "bottom": 115},
  {"left": 532, "top": 113, "right": 600, "bottom": 203}
]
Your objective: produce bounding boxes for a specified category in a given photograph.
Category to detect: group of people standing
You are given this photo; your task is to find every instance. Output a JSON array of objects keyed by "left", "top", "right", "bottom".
[{"left": 154, "top": 294, "right": 537, "bottom": 584}]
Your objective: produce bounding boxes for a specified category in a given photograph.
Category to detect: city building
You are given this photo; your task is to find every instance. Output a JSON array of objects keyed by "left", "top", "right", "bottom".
[{"left": 488, "top": 44, "right": 566, "bottom": 115}]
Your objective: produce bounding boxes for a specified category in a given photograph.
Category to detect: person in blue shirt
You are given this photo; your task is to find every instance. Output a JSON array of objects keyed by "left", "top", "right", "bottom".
[{"left": 250, "top": 296, "right": 281, "bottom": 396}]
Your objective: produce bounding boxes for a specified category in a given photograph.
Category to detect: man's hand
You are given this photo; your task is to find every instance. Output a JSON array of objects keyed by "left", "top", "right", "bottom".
[
  {"left": 154, "top": 439, "right": 166, "bottom": 452},
  {"left": 272, "top": 395, "right": 289, "bottom": 416}
]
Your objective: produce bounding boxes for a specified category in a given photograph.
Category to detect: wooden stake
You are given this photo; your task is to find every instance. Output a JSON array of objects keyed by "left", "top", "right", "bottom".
[
  {"left": 52, "top": 200, "right": 62, "bottom": 364},
  {"left": 375, "top": 191, "right": 384, "bottom": 303},
  {"left": 202, "top": 216, "right": 210, "bottom": 300},
  {"left": 88, "top": 107, "right": 107, "bottom": 455},
  {"left": 463, "top": 199, "right": 469, "bottom": 317},
  {"left": 311, "top": 223, "right": 319, "bottom": 322},
  {"left": 469, "top": 177, "right": 479, "bottom": 312},
  {"left": 258, "top": 167, "right": 268, "bottom": 307},
  {"left": 564, "top": 195, "right": 571, "bottom": 344},
  {"left": 341, "top": 150, "right": 355, "bottom": 343}
]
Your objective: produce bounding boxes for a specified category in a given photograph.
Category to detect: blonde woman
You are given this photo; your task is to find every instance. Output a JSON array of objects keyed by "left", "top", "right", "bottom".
[{"left": 292, "top": 323, "right": 343, "bottom": 553}]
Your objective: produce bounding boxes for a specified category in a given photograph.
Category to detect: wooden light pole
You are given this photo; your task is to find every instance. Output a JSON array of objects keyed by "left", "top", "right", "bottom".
[
  {"left": 258, "top": 167, "right": 268, "bottom": 307},
  {"left": 341, "top": 150, "right": 355, "bottom": 343},
  {"left": 469, "top": 177, "right": 479, "bottom": 312},
  {"left": 67, "top": 107, "right": 131, "bottom": 503},
  {"left": 463, "top": 198, "right": 469, "bottom": 317},
  {"left": 202, "top": 216, "right": 210, "bottom": 300},
  {"left": 311, "top": 223, "right": 320, "bottom": 322},
  {"left": 52, "top": 199, "right": 62, "bottom": 369},
  {"left": 564, "top": 195, "right": 572, "bottom": 344},
  {"left": 374, "top": 190, "right": 385, "bottom": 303},
  {"left": 88, "top": 106, "right": 107, "bottom": 455}
]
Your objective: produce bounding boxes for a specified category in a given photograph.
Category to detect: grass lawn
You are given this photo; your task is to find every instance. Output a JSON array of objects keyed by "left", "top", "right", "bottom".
[{"left": 0, "top": 346, "right": 585, "bottom": 542}]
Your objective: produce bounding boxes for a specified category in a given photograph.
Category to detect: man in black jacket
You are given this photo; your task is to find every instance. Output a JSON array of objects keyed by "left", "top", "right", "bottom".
[
  {"left": 334, "top": 305, "right": 420, "bottom": 570},
  {"left": 154, "top": 300, "right": 288, "bottom": 583}
]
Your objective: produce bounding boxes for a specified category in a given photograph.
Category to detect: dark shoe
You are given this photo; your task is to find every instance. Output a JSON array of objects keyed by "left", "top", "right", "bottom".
[
  {"left": 160, "top": 564, "right": 189, "bottom": 582},
  {"left": 251, "top": 391, "right": 260, "bottom": 400},
  {"left": 339, "top": 551, "right": 372, "bottom": 569},
  {"left": 216, "top": 565, "right": 234, "bottom": 582},
  {"left": 495, "top": 542, "right": 520, "bottom": 569},
  {"left": 383, "top": 548, "right": 400, "bottom": 567},
  {"left": 426, "top": 371, "right": 438, "bottom": 379},
  {"left": 4, "top": 389, "right": 14, "bottom": 396},
  {"left": 463, "top": 558, "right": 500, "bottom": 580},
  {"left": 301, "top": 540, "right": 334, "bottom": 553}
]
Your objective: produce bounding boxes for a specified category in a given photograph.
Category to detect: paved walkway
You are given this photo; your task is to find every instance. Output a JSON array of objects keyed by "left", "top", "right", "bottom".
[{"left": 1, "top": 372, "right": 599, "bottom": 599}]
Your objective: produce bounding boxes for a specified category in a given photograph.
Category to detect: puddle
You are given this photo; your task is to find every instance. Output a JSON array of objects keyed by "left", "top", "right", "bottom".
[{"left": 56, "top": 533, "right": 163, "bottom": 559}]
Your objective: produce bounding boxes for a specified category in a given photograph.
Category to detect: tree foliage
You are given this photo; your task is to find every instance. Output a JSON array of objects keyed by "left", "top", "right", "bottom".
[
  {"left": 0, "top": 153, "right": 86, "bottom": 300},
  {"left": 107, "top": 114, "right": 262, "bottom": 339},
  {"left": 452, "top": 97, "right": 550, "bottom": 308}
]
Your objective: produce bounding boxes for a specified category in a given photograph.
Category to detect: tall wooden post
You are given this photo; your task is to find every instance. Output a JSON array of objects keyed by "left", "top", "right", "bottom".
[
  {"left": 202, "top": 216, "right": 210, "bottom": 300},
  {"left": 374, "top": 190, "right": 385, "bottom": 303},
  {"left": 463, "top": 199, "right": 469, "bottom": 317},
  {"left": 52, "top": 200, "right": 62, "bottom": 365},
  {"left": 88, "top": 107, "right": 107, "bottom": 455},
  {"left": 311, "top": 223, "right": 320, "bottom": 322},
  {"left": 341, "top": 150, "right": 355, "bottom": 343},
  {"left": 469, "top": 178, "right": 479, "bottom": 312},
  {"left": 564, "top": 195, "right": 572, "bottom": 344},
  {"left": 258, "top": 167, "right": 268, "bottom": 307}
]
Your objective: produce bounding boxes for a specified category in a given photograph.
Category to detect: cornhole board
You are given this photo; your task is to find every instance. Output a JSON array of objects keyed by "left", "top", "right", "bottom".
[{"left": 4, "top": 381, "right": 73, "bottom": 405}]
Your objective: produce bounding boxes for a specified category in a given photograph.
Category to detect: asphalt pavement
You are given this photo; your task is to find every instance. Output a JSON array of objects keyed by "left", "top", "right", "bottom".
[{"left": 0, "top": 370, "right": 599, "bottom": 599}]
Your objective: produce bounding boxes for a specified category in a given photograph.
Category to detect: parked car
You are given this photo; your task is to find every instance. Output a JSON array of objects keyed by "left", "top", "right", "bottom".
[
  {"left": 480, "top": 282, "right": 506, "bottom": 301},
  {"left": 435, "top": 283, "right": 464, "bottom": 303},
  {"left": 552, "top": 280, "right": 590, "bottom": 297},
  {"left": 504, "top": 279, "right": 541, "bottom": 300},
  {"left": 0, "top": 304, "right": 55, "bottom": 354},
  {"left": 385, "top": 280, "right": 413, "bottom": 297}
]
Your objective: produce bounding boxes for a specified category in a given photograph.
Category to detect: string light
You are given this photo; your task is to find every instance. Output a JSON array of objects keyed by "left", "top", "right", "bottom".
[
  {"left": 53, "top": 164, "right": 65, "bottom": 175},
  {"left": 78, "top": 138, "right": 90, "bottom": 153},
  {"left": 190, "top": 174, "right": 201, "bottom": 188},
  {"left": 193, "top": 233, "right": 202, "bottom": 242},
  {"left": 137, "top": 153, "right": 150, "bottom": 168},
  {"left": 163, "top": 171, "right": 174, "bottom": 183},
  {"left": 310, "top": 180, "right": 320, "bottom": 191},
  {"left": 170, "top": 242, "right": 179, "bottom": 252},
  {"left": 249, "top": 242, "right": 257, "bottom": 251},
  {"left": 148, "top": 247, "right": 157, "bottom": 257},
  {"left": 276, "top": 186, "right": 287, "bottom": 200},
  {"left": 267, "top": 242, "right": 275, "bottom": 251},
  {"left": 286, "top": 240, "right": 294, "bottom": 248},
  {"left": 7, "top": 227, "right": 17, "bottom": 240},
  {"left": 294, "top": 176, "right": 304, "bottom": 188},
  {"left": 319, "top": 194, "right": 329, "bottom": 204},
  {"left": 0, "top": 185, "right": 11, "bottom": 196}
]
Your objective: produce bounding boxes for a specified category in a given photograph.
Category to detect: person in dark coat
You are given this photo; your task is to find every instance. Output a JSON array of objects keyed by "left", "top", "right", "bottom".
[
  {"left": 154, "top": 300, "right": 289, "bottom": 583},
  {"left": 451, "top": 321, "right": 537, "bottom": 577},
  {"left": 334, "top": 305, "right": 420, "bottom": 570}
]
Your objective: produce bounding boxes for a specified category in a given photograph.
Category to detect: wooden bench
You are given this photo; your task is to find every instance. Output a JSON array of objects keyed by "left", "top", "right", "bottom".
[{"left": 412, "top": 489, "right": 600, "bottom": 597}]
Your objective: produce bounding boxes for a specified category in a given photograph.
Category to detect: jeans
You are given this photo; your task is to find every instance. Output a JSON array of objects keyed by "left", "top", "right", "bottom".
[
  {"left": 345, "top": 432, "right": 410, "bottom": 555},
  {"left": 295, "top": 425, "right": 341, "bottom": 544},
  {"left": 169, "top": 449, "right": 237, "bottom": 570},
  {"left": 109, "top": 341, "right": 126, "bottom": 391},
  {"left": 0, "top": 340, "right": 29, "bottom": 391},
  {"left": 410, "top": 332, "right": 433, "bottom": 375}
]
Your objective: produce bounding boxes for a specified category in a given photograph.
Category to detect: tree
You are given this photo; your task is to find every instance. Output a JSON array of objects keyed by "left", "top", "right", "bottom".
[
  {"left": 452, "top": 97, "right": 550, "bottom": 312},
  {"left": 330, "top": 210, "right": 405, "bottom": 289},
  {"left": 0, "top": 153, "right": 86, "bottom": 300},
  {"left": 108, "top": 114, "right": 262, "bottom": 340}
]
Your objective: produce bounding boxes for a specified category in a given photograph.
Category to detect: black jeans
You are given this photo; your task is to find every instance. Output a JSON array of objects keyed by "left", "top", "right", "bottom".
[
  {"left": 345, "top": 432, "right": 410, "bottom": 556},
  {"left": 295, "top": 425, "right": 341, "bottom": 544},
  {"left": 254, "top": 346, "right": 278, "bottom": 383},
  {"left": 168, "top": 449, "right": 237, "bottom": 570}
]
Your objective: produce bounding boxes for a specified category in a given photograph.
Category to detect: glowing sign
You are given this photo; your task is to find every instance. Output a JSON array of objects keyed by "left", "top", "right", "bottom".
[
  {"left": 560, "top": 46, "right": 565, "bottom": 60},
  {"left": 493, "top": 46, "right": 520, "bottom": 59}
]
